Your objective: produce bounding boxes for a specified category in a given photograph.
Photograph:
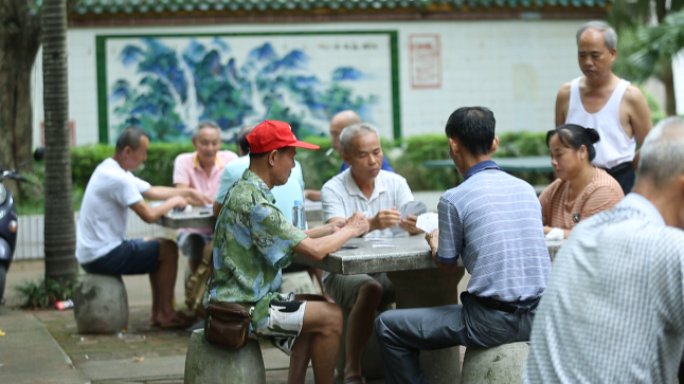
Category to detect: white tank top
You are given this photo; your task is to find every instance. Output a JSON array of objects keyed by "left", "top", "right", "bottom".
[{"left": 565, "top": 77, "right": 636, "bottom": 169}]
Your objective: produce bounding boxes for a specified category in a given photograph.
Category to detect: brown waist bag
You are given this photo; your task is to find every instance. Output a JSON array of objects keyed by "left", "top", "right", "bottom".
[{"left": 204, "top": 302, "right": 254, "bottom": 349}]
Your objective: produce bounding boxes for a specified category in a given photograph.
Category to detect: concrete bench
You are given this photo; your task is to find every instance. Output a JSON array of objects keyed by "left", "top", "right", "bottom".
[
  {"left": 461, "top": 342, "right": 529, "bottom": 384},
  {"left": 73, "top": 274, "right": 129, "bottom": 334},
  {"left": 184, "top": 329, "right": 266, "bottom": 384}
]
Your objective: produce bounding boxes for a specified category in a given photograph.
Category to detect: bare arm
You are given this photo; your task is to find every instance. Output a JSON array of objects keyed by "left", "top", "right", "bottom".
[
  {"left": 294, "top": 212, "right": 368, "bottom": 262},
  {"left": 555, "top": 83, "right": 571, "bottom": 128},
  {"left": 304, "top": 190, "right": 321, "bottom": 202},
  {"left": 129, "top": 196, "right": 187, "bottom": 224},
  {"left": 625, "top": 86, "right": 653, "bottom": 147},
  {"left": 143, "top": 186, "right": 213, "bottom": 205},
  {"left": 213, "top": 202, "right": 222, "bottom": 218},
  {"left": 305, "top": 219, "right": 345, "bottom": 239},
  {"left": 174, "top": 183, "right": 190, "bottom": 188}
]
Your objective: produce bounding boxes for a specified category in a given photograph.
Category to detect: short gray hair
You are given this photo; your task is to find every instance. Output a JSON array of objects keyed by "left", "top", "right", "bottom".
[
  {"left": 193, "top": 120, "right": 220, "bottom": 138},
  {"left": 340, "top": 123, "right": 379, "bottom": 154},
  {"left": 576, "top": 21, "right": 618, "bottom": 51},
  {"left": 638, "top": 117, "right": 684, "bottom": 188}
]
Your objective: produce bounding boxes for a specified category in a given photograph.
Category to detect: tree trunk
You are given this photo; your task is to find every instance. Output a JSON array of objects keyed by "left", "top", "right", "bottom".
[
  {"left": 662, "top": 59, "right": 677, "bottom": 116},
  {"left": 42, "top": 0, "right": 77, "bottom": 284},
  {"left": 0, "top": 1, "right": 41, "bottom": 200}
]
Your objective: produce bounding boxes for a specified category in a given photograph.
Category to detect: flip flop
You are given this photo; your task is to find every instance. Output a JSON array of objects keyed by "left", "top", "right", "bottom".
[
  {"left": 343, "top": 376, "right": 367, "bottom": 384},
  {"left": 159, "top": 312, "right": 197, "bottom": 329}
]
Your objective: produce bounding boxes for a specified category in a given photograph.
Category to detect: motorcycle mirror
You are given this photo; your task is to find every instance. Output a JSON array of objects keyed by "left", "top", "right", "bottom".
[{"left": 33, "top": 147, "right": 45, "bottom": 162}]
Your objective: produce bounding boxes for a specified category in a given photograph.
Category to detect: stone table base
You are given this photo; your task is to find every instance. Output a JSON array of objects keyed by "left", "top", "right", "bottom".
[{"left": 388, "top": 267, "right": 466, "bottom": 384}]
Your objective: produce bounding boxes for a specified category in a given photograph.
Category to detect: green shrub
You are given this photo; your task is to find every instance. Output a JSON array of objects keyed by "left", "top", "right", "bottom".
[
  {"left": 294, "top": 137, "right": 342, "bottom": 191},
  {"left": 17, "top": 133, "right": 552, "bottom": 215},
  {"left": 70, "top": 142, "right": 238, "bottom": 190},
  {"left": 392, "top": 134, "right": 454, "bottom": 191},
  {"left": 15, "top": 277, "right": 76, "bottom": 309}
]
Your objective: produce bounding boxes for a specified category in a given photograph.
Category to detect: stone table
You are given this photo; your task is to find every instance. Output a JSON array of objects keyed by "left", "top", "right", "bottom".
[
  {"left": 295, "top": 236, "right": 564, "bottom": 384},
  {"left": 156, "top": 202, "right": 323, "bottom": 229}
]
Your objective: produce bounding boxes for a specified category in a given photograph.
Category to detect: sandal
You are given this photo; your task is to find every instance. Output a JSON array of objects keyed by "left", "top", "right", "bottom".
[
  {"left": 343, "top": 376, "right": 367, "bottom": 384},
  {"left": 158, "top": 312, "right": 197, "bottom": 329}
]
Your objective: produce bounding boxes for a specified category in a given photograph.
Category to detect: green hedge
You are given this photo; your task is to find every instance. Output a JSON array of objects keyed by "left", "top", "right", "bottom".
[
  {"left": 18, "top": 132, "right": 549, "bottom": 215},
  {"left": 70, "top": 142, "right": 238, "bottom": 190},
  {"left": 296, "top": 131, "right": 549, "bottom": 191}
]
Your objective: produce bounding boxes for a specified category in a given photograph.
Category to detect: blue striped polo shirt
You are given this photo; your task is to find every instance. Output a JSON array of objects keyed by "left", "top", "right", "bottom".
[{"left": 437, "top": 160, "right": 551, "bottom": 302}]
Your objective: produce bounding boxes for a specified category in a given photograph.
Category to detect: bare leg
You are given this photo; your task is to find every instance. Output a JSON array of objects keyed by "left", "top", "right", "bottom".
[
  {"left": 188, "top": 258, "right": 201, "bottom": 274},
  {"left": 308, "top": 267, "right": 334, "bottom": 303},
  {"left": 298, "top": 301, "right": 343, "bottom": 384},
  {"left": 288, "top": 332, "right": 314, "bottom": 384},
  {"left": 149, "top": 238, "right": 179, "bottom": 324},
  {"left": 345, "top": 280, "right": 383, "bottom": 380}
]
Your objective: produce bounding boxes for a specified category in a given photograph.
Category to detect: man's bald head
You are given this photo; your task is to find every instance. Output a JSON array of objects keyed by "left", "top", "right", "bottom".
[{"left": 330, "top": 110, "right": 361, "bottom": 154}]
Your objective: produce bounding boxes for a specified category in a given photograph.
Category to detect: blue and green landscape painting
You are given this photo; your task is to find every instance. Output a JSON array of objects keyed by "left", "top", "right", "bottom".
[{"left": 106, "top": 35, "right": 392, "bottom": 142}]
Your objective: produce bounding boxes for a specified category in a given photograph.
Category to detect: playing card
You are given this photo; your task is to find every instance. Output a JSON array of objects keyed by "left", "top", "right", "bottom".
[
  {"left": 390, "top": 201, "right": 429, "bottom": 235},
  {"left": 398, "top": 201, "right": 428, "bottom": 219},
  {"left": 372, "top": 244, "right": 396, "bottom": 248},
  {"left": 415, "top": 212, "right": 439, "bottom": 234}
]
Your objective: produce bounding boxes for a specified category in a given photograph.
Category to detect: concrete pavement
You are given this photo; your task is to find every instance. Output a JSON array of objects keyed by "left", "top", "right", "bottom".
[{"left": 0, "top": 306, "right": 88, "bottom": 384}]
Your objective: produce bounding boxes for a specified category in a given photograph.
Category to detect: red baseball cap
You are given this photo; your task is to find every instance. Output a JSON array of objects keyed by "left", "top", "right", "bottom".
[{"left": 247, "top": 120, "right": 320, "bottom": 154}]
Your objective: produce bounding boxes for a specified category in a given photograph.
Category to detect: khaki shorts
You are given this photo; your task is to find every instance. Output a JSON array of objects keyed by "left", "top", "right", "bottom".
[{"left": 323, "top": 273, "right": 395, "bottom": 311}]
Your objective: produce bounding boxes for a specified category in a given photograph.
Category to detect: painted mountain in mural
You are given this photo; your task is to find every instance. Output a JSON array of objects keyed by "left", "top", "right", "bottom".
[{"left": 108, "top": 37, "right": 380, "bottom": 142}]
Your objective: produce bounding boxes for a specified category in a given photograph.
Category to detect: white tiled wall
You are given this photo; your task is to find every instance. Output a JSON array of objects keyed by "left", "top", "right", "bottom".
[{"left": 31, "top": 19, "right": 586, "bottom": 147}]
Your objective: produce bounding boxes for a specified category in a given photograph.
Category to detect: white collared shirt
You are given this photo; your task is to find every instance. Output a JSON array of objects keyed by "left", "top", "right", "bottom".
[{"left": 321, "top": 168, "right": 414, "bottom": 238}]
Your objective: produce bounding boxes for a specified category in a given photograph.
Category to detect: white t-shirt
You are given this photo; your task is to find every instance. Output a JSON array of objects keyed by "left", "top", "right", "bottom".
[{"left": 76, "top": 158, "right": 151, "bottom": 264}]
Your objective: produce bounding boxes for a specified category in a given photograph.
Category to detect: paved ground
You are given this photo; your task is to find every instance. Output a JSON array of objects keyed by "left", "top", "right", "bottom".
[{"left": 2, "top": 232, "right": 468, "bottom": 384}]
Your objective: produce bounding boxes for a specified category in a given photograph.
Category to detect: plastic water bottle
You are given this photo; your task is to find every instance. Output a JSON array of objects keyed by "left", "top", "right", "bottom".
[{"left": 292, "top": 200, "right": 307, "bottom": 230}]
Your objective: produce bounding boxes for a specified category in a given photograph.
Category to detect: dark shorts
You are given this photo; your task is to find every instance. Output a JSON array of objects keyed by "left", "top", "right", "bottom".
[
  {"left": 81, "top": 238, "right": 160, "bottom": 275},
  {"left": 604, "top": 161, "right": 635, "bottom": 195},
  {"left": 177, "top": 233, "right": 213, "bottom": 260}
]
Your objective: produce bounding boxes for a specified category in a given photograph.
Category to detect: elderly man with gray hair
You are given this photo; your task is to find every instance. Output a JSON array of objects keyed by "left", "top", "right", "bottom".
[
  {"left": 173, "top": 121, "right": 237, "bottom": 274},
  {"left": 523, "top": 117, "right": 684, "bottom": 383},
  {"left": 555, "top": 21, "right": 652, "bottom": 194},
  {"left": 321, "top": 122, "right": 421, "bottom": 384}
]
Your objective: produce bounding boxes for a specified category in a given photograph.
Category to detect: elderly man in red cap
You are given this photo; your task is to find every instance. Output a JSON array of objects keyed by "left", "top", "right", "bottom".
[{"left": 205, "top": 120, "right": 370, "bottom": 384}]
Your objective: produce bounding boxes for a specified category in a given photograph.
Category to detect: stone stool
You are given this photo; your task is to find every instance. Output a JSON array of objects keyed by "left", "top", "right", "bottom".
[
  {"left": 73, "top": 274, "right": 128, "bottom": 334},
  {"left": 184, "top": 329, "right": 266, "bottom": 384},
  {"left": 335, "top": 309, "right": 385, "bottom": 384},
  {"left": 461, "top": 342, "right": 529, "bottom": 384}
]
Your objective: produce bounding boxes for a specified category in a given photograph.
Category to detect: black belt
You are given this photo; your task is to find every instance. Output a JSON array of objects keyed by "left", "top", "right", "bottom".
[
  {"left": 603, "top": 161, "right": 633, "bottom": 177},
  {"left": 473, "top": 295, "right": 539, "bottom": 314}
]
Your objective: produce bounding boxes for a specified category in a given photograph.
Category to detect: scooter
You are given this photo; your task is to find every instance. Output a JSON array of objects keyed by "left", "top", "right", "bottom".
[{"left": 0, "top": 148, "right": 44, "bottom": 304}]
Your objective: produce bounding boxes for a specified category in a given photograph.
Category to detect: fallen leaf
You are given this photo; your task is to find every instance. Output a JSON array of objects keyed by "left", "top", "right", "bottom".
[
  {"left": 133, "top": 356, "right": 144, "bottom": 362},
  {"left": 0, "top": 330, "right": 5, "bottom": 337}
]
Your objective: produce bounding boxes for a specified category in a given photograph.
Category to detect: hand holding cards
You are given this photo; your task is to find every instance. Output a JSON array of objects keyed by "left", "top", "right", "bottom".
[
  {"left": 416, "top": 212, "right": 439, "bottom": 234},
  {"left": 391, "top": 201, "right": 429, "bottom": 235}
]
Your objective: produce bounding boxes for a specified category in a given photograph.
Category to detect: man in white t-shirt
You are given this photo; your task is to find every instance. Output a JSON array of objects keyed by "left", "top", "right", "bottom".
[
  {"left": 321, "top": 123, "right": 421, "bottom": 384},
  {"left": 76, "top": 127, "right": 212, "bottom": 328}
]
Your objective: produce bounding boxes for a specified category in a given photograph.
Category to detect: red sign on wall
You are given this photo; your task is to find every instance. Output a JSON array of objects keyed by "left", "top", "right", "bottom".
[
  {"left": 409, "top": 35, "right": 441, "bottom": 89},
  {"left": 41, "top": 121, "right": 76, "bottom": 147}
]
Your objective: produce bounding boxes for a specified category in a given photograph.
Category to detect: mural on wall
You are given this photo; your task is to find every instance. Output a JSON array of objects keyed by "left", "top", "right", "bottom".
[{"left": 99, "top": 33, "right": 397, "bottom": 143}]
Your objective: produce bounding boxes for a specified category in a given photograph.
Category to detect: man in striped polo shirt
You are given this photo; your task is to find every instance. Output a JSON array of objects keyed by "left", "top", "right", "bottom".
[{"left": 374, "top": 107, "right": 551, "bottom": 384}]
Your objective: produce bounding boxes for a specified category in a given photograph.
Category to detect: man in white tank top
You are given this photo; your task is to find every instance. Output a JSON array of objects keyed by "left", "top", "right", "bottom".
[{"left": 555, "top": 21, "right": 652, "bottom": 194}]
